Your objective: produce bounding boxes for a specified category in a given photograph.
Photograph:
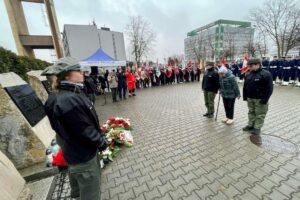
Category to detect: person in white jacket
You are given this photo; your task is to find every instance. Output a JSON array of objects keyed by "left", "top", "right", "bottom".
[{"left": 108, "top": 69, "right": 118, "bottom": 102}]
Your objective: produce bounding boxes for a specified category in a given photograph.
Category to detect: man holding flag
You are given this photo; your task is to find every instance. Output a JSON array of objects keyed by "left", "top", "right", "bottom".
[{"left": 242, "top": 58, "right": 273, "bottom": 135}]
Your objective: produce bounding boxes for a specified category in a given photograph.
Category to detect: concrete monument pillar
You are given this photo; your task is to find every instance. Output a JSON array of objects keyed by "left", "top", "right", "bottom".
[{"left": 0, "top": 150, "right": 32, "bottom": 200}]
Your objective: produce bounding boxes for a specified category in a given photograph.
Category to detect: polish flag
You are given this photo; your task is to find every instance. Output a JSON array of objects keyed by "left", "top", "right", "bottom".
[{"left": 241, "top": 54, "right": 249, "bottom": 74}]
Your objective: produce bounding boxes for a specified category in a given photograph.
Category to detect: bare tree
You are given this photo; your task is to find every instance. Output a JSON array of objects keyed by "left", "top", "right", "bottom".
[
  {"left": 126, "top": 16, "right": 156, "bottom": 67},
  {"left": 206, "top": 34, "right": 215, "bottom": 61},
  {"left": 223, "top": 30, "right": 237, "bottom": 61},
  {"left": 254, "top": 30, "right": 269, "bottom": 57},
  {"left": 244, "top": 41, "right": 256, "bottom": 58},
  {"left": 189, "top": 34, "right": 205, "bottom": 64},
  {"left": 250, "top": 0, "right": 300, "bottom": 57}
]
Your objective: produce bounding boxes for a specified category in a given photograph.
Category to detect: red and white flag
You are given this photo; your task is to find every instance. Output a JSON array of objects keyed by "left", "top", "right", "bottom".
[
  {"left": 241, "top": 54, "right": 249, "bottom": 74},
  {"left": 221, "top": 54, "right": 226, "bottom": 67}
]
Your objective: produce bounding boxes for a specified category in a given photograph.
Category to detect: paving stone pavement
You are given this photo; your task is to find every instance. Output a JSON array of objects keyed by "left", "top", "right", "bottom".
[{"left": 48, "top": 81, "right": 300, "bottom": 200}]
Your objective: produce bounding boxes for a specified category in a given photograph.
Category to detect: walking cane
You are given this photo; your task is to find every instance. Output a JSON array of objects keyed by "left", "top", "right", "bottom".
[{"left": 215, "top": 93, "right": 221, "bottom": 121}]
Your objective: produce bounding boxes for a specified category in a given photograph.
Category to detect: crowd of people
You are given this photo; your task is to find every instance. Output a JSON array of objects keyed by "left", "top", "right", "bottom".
[
  {"left": 228, "top": 56, "right": 300, "bottom": 86},
  {"left": 202, "top": 58, "right": 273, "bottom": 135},
  {"left": 82, "top": 55, "right": 300, "bottom": 107},
  {"left": 83, "top": 64, "right": 202, "bottom": 103},
  {"left": 40, "top": 56, "right": 279, "bottom": 199}
]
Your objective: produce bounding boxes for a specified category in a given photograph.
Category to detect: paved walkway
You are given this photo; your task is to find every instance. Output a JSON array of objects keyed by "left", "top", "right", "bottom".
[{"left": 50, "top": 82, "right": 300, "bottom": 200}]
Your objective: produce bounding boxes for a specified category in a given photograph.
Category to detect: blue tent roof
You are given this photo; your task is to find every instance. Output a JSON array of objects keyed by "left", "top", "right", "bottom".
[{"left": 82, "top": 49, "right": 116, "bottom": 62}]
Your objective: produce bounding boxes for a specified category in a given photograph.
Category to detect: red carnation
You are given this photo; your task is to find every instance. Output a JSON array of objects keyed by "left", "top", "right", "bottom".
[
  {"left": 108, "top": 117, "right": 115, "bottom": 121},
  {"left": 110, "top": 140, "right": 114, "bottom": 146}
]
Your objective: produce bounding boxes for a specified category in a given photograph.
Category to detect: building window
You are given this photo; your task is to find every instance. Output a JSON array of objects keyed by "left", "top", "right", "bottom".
[{"left": 112, "top": 33, "right": 117, "bottom": 59}]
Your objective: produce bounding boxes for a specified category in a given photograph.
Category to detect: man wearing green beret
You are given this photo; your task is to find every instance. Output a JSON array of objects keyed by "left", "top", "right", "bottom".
[
  {"left": 243, "top": 58, "right": 273, "bottom": 135},
  {"left": 202, "top": 61, "right": 220, "bottom": 118}
]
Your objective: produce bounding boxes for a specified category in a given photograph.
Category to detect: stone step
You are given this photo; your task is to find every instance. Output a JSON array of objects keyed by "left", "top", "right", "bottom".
[{"left": 20, "top": 163, "right": 59, "bottom": 182}]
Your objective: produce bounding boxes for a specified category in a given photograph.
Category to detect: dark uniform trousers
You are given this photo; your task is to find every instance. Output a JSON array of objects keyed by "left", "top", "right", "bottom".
[{"left": 69, "top": 155, "right": 101, "bottom": 200}]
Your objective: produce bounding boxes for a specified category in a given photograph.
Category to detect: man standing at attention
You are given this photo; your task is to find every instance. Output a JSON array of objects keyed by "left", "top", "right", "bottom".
[
  {"left": 243, "top": 58, "right": 273, "bottom": 135},
  {"left": 202, "top": 61, "right": 220, "bottom": 118},
  {"left": 44, "top": 57, "right": 108, "bottom": 200}
]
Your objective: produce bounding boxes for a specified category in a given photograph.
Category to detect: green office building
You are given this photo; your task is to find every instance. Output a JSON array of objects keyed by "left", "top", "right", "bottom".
[{"left": 184, "top": 19, "right": 254, "bottom": 63}]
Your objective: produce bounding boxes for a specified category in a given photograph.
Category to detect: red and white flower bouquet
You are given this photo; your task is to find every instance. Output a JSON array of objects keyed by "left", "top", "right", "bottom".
[{"left": 99, "top": 117, "right": 134, "bottom": 165}]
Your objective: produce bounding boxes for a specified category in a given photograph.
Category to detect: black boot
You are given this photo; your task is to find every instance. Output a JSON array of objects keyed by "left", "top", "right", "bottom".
[
  {"left": 207, "top": 113, "right": 214, "bottom": 118},
  {"left": 242, "top": 126, "right": 254, "bottom": 132},
  {"left": 203, "top": 113, "right": 209, "bottom": 117},
  {"left": 251, "top": 128, "right": 261, "bottom": 135}
]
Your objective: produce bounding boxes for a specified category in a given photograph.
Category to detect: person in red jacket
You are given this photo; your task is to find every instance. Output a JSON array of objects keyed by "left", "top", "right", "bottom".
[{"left": 126, "top": 70, "right": 136, "bottom": 96}]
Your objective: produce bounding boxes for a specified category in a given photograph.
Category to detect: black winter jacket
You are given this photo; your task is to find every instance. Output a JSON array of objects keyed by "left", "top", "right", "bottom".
[
  {"left": 202, "top": 68, "right": 220, "bottom": 93},
  {"left": 84, "top": 76, "right": 96, "bottom": 94},
  {"left": 45, "top": 83, "right": 107, "bottom": 164},
  {"left": 243, "top": 68, "right": 273, "bottom": 104}
]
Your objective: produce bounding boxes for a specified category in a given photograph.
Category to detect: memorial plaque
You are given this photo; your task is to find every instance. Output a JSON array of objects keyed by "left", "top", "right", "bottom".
[
  {"left": 41, "top": 80, "right": 51, "bottom": 94},
  {"left": 5, "top": 84, "right": 46, "bottom": 126},
  {"left": 250, "top": 134, "right": 298, "bottom": 154}
]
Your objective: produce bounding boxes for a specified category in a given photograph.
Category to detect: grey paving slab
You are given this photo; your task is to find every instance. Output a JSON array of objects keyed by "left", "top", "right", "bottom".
[{"left": 35, "top": 82, "right": 300, "bottom": 200}]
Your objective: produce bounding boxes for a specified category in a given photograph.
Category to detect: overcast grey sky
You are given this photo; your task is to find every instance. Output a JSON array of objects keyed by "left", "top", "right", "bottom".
[{"left": 0, "top": 0, "right": 265, "bottom": 62}]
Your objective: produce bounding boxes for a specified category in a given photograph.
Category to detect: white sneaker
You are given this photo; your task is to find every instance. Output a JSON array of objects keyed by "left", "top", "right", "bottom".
[
  {"left": 226, "top": 119, "right": 234, "bottom": 125},
  {"left": 222, "top": 118, "right": 228, "bottom": 123}
]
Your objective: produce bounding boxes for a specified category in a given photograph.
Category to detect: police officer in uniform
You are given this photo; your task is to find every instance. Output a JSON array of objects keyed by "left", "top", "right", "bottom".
[
  {"left": 277, "top": 57, "right": 284, "bottom": 84},
  {"left": 289, "top": 57, "right": 296, "bottom": 84},
  {"left": 282, "top": 57, "right": 290, "bottom": 86},
  {"left": 295, "top": 56, "right": 300, "bottom": 87},
  {"left": 242, "top": 58, "right": 273, "bottom": 135},
  {"left": 202, "top": 61, "right": 220, "bottom": 118},
  {"left": 269, "top": 56, "right": 278, "bottom": 84},
  {"left": 262, "top": 57, "right": 270, "bottom": 71}
]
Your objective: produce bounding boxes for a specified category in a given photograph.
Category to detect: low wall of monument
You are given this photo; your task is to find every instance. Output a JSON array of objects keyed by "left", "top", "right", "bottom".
[{"left": 0, "top": 150, "right": 32, "bottom": 200}]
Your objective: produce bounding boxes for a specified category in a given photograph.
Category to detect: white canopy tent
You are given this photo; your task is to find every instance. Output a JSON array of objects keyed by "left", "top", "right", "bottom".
[{"left": 80, "top": 48, "right": 126, "bottom": 73}]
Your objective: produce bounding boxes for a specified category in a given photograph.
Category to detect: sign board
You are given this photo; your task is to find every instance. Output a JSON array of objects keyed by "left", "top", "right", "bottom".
[{"left": 5, "top": 84, "right": 46, "bottom": 126}]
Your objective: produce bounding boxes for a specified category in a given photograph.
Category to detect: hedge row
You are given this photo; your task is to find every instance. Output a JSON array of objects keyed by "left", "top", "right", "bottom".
[{"left": 0, "top": 47, "right": 50, "bottom": 81}]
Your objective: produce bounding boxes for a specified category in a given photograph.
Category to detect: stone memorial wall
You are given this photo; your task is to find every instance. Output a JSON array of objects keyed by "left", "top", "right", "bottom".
[
  {"left": 27, "top": 70, "right": 49, "bottom": 104},
  {"left": 0, "top": 72, "right": 55, "bottom": 169}
]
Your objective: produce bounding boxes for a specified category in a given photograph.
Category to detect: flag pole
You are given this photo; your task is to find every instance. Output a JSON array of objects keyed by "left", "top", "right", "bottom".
[{"left": 215, "top": 93, "right": 221, "bottom": 121}]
